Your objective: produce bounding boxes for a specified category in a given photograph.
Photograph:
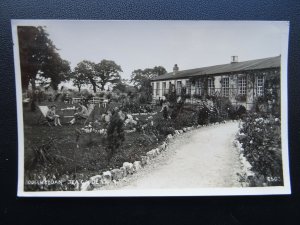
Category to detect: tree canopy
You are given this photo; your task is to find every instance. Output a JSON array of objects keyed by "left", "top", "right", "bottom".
[
  {"left": 73, "top": 59, "right": 122, "bottom": 92},
  {"left": 73, "top": 60, "right": 98, "bottom": 93},
  {"left": 95, "top": 60, "right": 122, "bottom": 91},
  {"left": 17, "top": 26, "right": 71, "bottom": 90},
  {"left": 131, "top": 66, "right": 167, "bottom": 90}
]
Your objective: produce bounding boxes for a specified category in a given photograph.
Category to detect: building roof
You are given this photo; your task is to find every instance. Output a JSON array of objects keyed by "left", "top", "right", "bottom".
[{"left": 151, "top": 55, "right": 280, "bottom": 81}]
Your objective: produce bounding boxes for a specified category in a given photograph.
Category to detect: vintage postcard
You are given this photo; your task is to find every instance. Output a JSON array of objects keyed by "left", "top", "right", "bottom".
[{"left": 12, "top": 20, "right": 290, "bottom": 196}]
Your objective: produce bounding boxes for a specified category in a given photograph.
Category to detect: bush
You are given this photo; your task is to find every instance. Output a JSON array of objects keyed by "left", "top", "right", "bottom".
[
  {"left": 237, "top": 114, "right": 283, "bottom": 186},
  {"left": 163, "top": 106, "right": 168, "bottom": 119},
  {"left": 208, "top": 107, "right": 220, "bottom": 123},
  {"left": 154, "top": 117, "right": 175, "bottom": 136},
  {"left": 121, "top": 102, "right": 153, "bottom": 113},
  {"left": 228, "top": 105, "right": 247, "bottom": 120},
  {"left": 197, "top": 105, "right": 209, "bottom": 125},
  {"left": 106, "top": 111, "right": 125, "bottom": 161},
  {"left": 138, "top": 93, "right": 148, "bottom": 104},
  {"left": 193, "top": 94, "right": 202, "bottom": 99},
  {"left": 166, "top": 91, "right": 177, "bottom": 104},
  {"left": 174, "top": 110, "right": 197, "bottom": 129}
]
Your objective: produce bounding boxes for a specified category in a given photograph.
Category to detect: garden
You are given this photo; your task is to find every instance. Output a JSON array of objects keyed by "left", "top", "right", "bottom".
[{"left": 23, "top": 92, "right": 245, "bottom": 191}]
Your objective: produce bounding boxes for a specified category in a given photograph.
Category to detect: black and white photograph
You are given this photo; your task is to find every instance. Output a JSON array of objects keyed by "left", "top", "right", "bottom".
[{"left": 12, "top": 20, "right": 290, "bottom": 196}]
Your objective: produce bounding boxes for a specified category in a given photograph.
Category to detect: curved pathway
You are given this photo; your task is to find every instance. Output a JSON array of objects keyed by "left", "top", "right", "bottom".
[{"left": 101, "top": 121, "right": 242, "bottom": 190}]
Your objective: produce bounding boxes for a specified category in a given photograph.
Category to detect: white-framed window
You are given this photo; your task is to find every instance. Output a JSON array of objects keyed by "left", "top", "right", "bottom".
[
  {"left": 162, "top": 82, "right": 167, "bottom": 95},
  {"left": 186, "top": 80, "right": 191, "bottom": 95},
  {"left": 238, "top": 76, "right": 247, "bottom": 95},
  {"left": 176, "top": 81, "right": 182, "bottom": 95},
  {"left": 195, "top": 80, "right": 201, "bottom": 95},
  {"left": 222, "top": 77, "right": 229, "bottom": 97},
  {"left": 169, "top": 81, "right": 174, "bottom": 92},
  {"left": 208, "top": 78, "right": 215, "bottom": 96},
  {"left": 156, "top": 82, "right": 160, "bottom": 96},
  {"left": 256, "top": 75, "right": 264, "bottom": 96}
]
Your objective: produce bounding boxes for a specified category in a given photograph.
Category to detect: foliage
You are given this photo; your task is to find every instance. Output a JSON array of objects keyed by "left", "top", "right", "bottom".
[
  {"left": 95, "top": 59, "right": 122, "bottom": 91},
  {"left": 235, "top": 94, "right": 247, "bottom": 102},
  {"left": 138, "top": 93, "right": 148, "bottom": 104},
  {"left": 154, "top": 117, "right": 175, "bottom": 136},
  {"left": 174, "top": 110, "right": 197, "bottom": 129},
  {"left": 193, "top": 94, "right": 202, "bottom": 99},
  {"left": 113, "top": 81, "right": 127, "bottom": 92},
  {"left": 166, "top": 91, "right": 177, "bottom": 105},
  {"left": 131, "top": 66, "right": 167, "bottom": 89},
  {"left": 73, "top": 59, "right": 122, "bottom": 93},
  {"left": 106, "top": 111, "right": 125, "bottom": 161},
  {"left": 228, "top": 105, "right": 247, "bottom": 120},
  {"left": 121, "top": 102, "right": 153, "bottom": 113},
  {"left": 237, "top": 113, "right": 283, "bottom": 186},
  {"left": 197, "top": 105, "right": 210, "bottom": 125},
  {"left": 170, "top": 99, "right": 184, "bottom": 120},
  {"left": 72, "top": 70, "right": 86, "bottom": 92},
  {"left": 131, "top": 66, "right": 167, "bottom": 101},
  {"left": 18, "top": 26, "right": 71, "bottom": 90},
  {"left": 163, "top": 106, "right": 168, "bottom": 119},
  {"left": 29, "top": 138, "right": 60, "bottom": 168},
  {"left": 74, "top": 60, "right": 98, "bottom": 93}
]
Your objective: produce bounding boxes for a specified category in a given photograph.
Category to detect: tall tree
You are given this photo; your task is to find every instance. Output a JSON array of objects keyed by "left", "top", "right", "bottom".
[
  {"left": 74, "top": 60, "right": 98, "bottom": 93},
  {"left": 17, "top": 26, "right": 70, "bottom": 90},
  {"left": 71, "top": 70, "right": 86, "bottom": 92},
  {"left": 95, "top": 60, "right": 122, "bottom": 91}
]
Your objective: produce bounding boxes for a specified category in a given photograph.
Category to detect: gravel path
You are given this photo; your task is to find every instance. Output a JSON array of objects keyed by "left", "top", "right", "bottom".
[{"left": 99, "top": 121, "right": 242, "bottom": 190}]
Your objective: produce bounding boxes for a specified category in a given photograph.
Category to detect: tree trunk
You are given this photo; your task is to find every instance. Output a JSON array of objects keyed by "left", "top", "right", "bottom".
[{"left": 92, "top": 85, "right": 97, "bottom": 93}]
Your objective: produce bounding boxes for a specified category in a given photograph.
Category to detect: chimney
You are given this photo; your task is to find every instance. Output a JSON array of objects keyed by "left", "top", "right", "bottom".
[
  {"left": 173, "top": 64, "right": 179, "bottom": 74},
  {"left": 231, "top": 56, "right": 238, "bottom": 63}
]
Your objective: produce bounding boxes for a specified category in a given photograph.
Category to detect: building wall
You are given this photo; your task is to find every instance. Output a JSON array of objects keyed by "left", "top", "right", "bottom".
[{"left": 151, "top": 69, "right": 279, "bottom": 110}]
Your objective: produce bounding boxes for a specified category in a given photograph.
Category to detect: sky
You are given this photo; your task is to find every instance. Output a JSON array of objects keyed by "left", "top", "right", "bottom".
[{"left": 14, "top": 20, "right": 289, "bottom": 88}]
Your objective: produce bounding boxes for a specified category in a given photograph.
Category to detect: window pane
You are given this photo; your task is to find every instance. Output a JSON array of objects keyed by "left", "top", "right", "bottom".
[
  {"left": 238, "top": 76, "right": 247, "bottom": 95},
  {"left": 208, "top": 78, "right": 215, "bottom": 96},
  {"left": 186, "top": 80, "right": 191, "bottom": 95},
  {"left": 156, "top": 82, "right": 160, "bottom": 96},
  {"left": 257, "top": 75, "right": 264, "bottom": 96},
  {"left": 176, "top": 81, "right": 182, "bottom": 95},
  {"left": 222, "top": 78, "right": 229, "bottom": 97}
]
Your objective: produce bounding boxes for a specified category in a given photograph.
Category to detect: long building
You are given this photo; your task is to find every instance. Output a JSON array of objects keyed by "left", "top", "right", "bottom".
[{"left": 150, "top": 56, "right": 281, "bottom": 110}]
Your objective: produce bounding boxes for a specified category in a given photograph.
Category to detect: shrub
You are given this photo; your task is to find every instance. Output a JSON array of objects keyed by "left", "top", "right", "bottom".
[
  {"left": 170, "top": 100, "right": 184, "bottom": 120},
  {"left": 174, "top": 110, "right": 197, "bottom": 129},
  {"left": 121, "top": 102, "right": 153, "bottom": 113},
  {"left": 235, "top": 94, "right": 247, "bottom": 102},
  {"left": 228, "top": 105, "right": 247, "bottom": 120},
  {"left": 106, "top": 111, "right": 125, "bottom": 161},
  {"left": 208, "top": 107, "right": 220, "bottom": 123},
  {"left": 197, "top": 105, "right": 209, "bottom": 125},
  {"left": 237, "top": 114, "right": 283, "bottom": 186},
  {"left": 138, "top": 93, "right": 148, "bottom": 104},
  {"left": 163, "top": 106, "right": 168, "bottom": 119},
  {"left": 166, "top": 91, "right": 177, "bottom": 105},
  {"left": 154, "top": 117, "right": 175, "bottom": 136},
  {"left": 106, "top": 93, "right": 112, "bottom": 100},
  {"left": 192, "top": 94, "right": 202, "bottom": 99}
]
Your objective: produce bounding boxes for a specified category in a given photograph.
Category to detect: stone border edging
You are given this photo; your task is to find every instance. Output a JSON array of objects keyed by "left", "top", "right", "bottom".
[{"left": 233, "top": 129, "right": 255, "bottom": 187}]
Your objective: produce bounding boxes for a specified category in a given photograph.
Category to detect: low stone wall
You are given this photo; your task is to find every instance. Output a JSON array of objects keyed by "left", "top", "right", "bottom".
[{"left": 81, "top": 121, "right": 226, "bottom": 191}]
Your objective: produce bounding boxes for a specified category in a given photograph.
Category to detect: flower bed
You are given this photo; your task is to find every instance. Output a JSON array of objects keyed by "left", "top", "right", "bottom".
[{"left": 236, "top": 114, "right": 283, "bottom": 186}]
